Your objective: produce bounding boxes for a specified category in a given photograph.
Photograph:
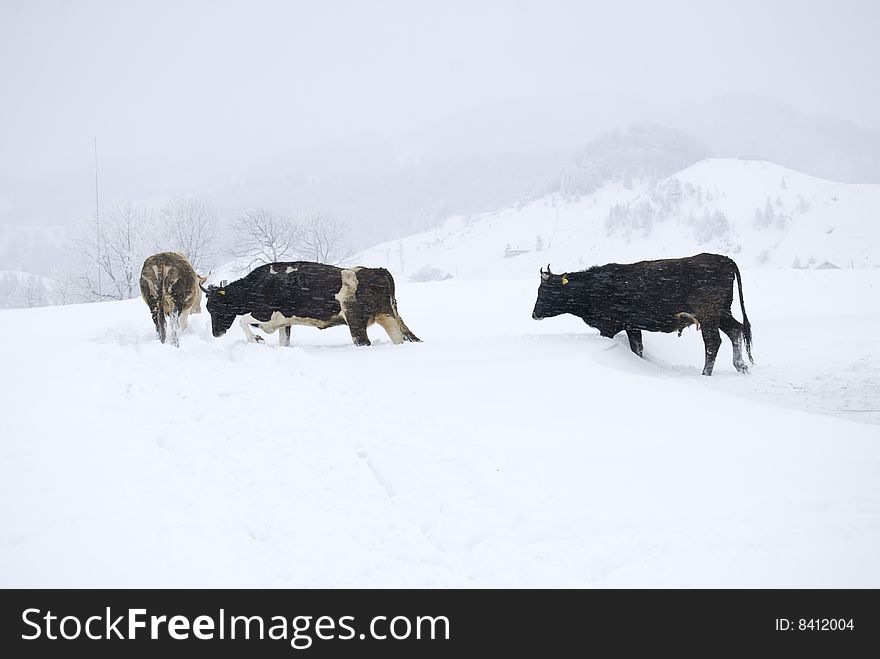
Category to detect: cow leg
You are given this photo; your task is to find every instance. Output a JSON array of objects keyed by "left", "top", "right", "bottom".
[
  {"left": 720, "top": 313, "right": 748, "bottom": 374},
  {"left": 239, "top": 317, "right": 260, "bottom": 343},
  {"left": 375, "top": 314, "right": 404, "bottom": 344},
  {"left": 344, "top": 310, "right": 372, "bottom": 347},
  {"left": 596, "top": 323, "right": 622, "bottom": 339},
  {"left": 178, "top": 308, "right": 191, "bottom": 332},
  {"left": 701, "top": 324, "right": 722, "bottom": 376},
  {"left": 348, "top": 322, "right": 371, "bottom": 347},
  {"left": 625, "top": 329, "right": 643, "bottom": 358},
  {"left": 151, "top": 306, "right": 166, "bottom": 344},
  {"left": 279, "top": 325, "right": 291, "bottom": 347},
  {"left": 340, "top": 297, "right": 372, "bottom": 346},
  {"left": 168, "top": 308, "right": 181, "bottom": 347}
]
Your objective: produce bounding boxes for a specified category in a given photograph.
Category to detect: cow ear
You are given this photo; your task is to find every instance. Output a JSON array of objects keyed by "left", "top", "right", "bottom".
[{"left": 562, "top": 275, "right": 569, "bottom": 285}]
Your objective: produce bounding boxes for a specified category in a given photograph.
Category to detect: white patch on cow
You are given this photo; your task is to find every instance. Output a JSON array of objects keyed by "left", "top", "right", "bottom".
[
  {"left": 675, "top": 312, "right": 701, "bottom": 332},
  {"left": 141, "top": 266, "right": 160, "bottom": 297},
  {"left": 238, "top": 314, "right": 260, "bottom": 342},
  {"left": 269, "top": 266, "right": 278, "bottom": 274},
  {"left": 335, "top": 269, "right": 359, "bottom": 322},
  {"left": 239, "top": 310, "right": 347, "bottom": 342},
  {"left": 285, "top": 266, "right": 297, "bottom": 273},
  {"left": 375, "top": 314, "right": 405, "bottom": 344},
  {"left": 289, "top": 314, "right": 345, "bottom": 329}
]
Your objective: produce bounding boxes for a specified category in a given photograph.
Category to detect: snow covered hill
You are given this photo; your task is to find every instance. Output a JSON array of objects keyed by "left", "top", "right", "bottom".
[
  {"left": 355, "top": 159, "right": 880, "bottom": 280},
  {"left": 2, "top": 269, "right": 879, "bottom": 587}
]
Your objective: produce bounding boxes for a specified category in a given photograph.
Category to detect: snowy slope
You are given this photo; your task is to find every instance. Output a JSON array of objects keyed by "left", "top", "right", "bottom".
[
  {"left": 2, "top": 269, "right": 879, "bottom": 587},
  {"left": 355, "top": 159, "right": 880, "bottom": 280},
  {"left": 0, "top": 270, "right": 55, "bottom": 284}
]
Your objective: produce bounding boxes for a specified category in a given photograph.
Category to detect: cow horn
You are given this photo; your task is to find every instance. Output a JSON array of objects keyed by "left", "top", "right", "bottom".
[
  {"left": 546, "top": 263, "right": 554, "bottom": 275},
  {"left": 199, "top": 281, "right": 210, "bottom": 293}
]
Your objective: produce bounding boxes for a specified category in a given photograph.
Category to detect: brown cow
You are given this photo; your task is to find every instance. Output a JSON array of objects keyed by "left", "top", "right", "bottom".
[{"left": 139, "top": 252, "right": 207, "bottom": 346}]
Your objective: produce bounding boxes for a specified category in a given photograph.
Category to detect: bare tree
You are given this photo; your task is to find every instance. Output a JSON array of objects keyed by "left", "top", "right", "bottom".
[
  {"left": 158, "top": 198, "right": 215, "bottom": 272},
  {"left": 295, "top": 210, "right": 353, "bottom": 265},
  {"left": 230, "top": 209, "right": 300, "bottom": 269},
  {"left": 48, "top": 257, "right": 89, "bottom": 306},
  {"left": 7, "top": 275, "right": 49, "bottom": 308},
  {"left": 71, "top": 201, "right": 154, "bottom": 301}
]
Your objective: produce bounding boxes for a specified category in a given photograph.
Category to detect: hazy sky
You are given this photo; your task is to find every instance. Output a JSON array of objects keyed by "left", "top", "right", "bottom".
[{"left": 1, "top": 0, "right": 879, "bottom": 179}]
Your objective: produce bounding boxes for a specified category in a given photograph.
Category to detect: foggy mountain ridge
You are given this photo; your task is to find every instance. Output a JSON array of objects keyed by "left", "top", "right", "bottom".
[
  {"left": 4, "top": 93, "right": 880, "bottom": 226},
  {"left": 3, "top": 94, "right": 880, "bottom": 291},
  {"left": 161, "top": 93, "right": 880, "bottom": 253},
  {"left": 355, "top": 157, "right": 880, "bottom": 281},
  {"left": 540, "top": 124, "right": 711, "bottom": 200}
]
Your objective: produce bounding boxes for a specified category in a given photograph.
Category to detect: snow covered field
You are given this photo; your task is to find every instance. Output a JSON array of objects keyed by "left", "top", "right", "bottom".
[{"left": 1, "top": 268, "right": 879, "bottom": 587}]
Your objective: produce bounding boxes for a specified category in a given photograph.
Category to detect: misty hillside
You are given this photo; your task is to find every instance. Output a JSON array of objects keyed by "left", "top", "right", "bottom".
[
  {"left": 541, "top": 125, "right": 709, "bottom": 199},
  {"left": 206, "top": 96, "right": 880, "bottom": 252},
  {"left": 209, "top": 137, "right": 564, "bottom": 251},
  {"left": 408, "top": 93, "right": 880, "bottom": 184},
  {"left": 355, "top": 158, "right": 880, "bottom": 280},
  {"left": 5, "top": 94, "right": 880, "bottom": 283}
]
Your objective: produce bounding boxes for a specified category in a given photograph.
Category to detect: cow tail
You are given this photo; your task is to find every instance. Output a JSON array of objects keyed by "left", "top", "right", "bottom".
[
  {"left": 733, "top": 262, "right": 753, "bottom": 364},
  {"left": 155, "top": 265, "right": 167, "bottom": 344},
  {"left": 383, "top": 268, "right": 421, "bottom": 343}
]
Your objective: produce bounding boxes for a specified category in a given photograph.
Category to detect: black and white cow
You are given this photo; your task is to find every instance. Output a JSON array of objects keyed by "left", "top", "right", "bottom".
[
  {"left": 202, "top": 262, "right": 420, "bottom": 347},
  {"left": 532, "top": 252, "right": 753, "bottom": 375},
  {"left": 140, "top": 252, "right": 207, "bottom": 346}
]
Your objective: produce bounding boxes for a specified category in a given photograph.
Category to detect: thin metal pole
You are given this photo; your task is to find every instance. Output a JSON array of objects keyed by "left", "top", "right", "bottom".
[{"left": 94, "top": 137, "right": 101, "bottom": 297}]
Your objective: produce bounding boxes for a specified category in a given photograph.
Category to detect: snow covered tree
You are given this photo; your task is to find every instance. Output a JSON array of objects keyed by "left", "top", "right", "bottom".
[
  {"left": 753, "top": 207, "right": 765, "bottom": 229},
  {"left": 231, "top": 209, "right": 300, "bottom": 269},
  {"left": 70, "top": 201, "right": 154, "bottom": 301},
  {"left": 764, "top": 198, "right": 775, "bottom": 223},
  {"left": 535, "top": 235, "right": 544, "bottom": 252},
  {"left": 158, "top": 197, "right": 215, "bottom": 272},
  {"left": 294, "top": 210, "right": 353, "bottom": 265},
  {"left": 694, "top": 210, "right": 730, "bottom": 244},
  {"left": 7, "top": 275, "right": 49, "bottom": 308}
]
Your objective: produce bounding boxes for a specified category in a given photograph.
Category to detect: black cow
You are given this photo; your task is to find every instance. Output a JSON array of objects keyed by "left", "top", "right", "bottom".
[
  {"left": 532, "top": 253, "right": 753, "bottom": 375},
  {"left": 202, "top": 262, "right": 420, "bottom": 347}
]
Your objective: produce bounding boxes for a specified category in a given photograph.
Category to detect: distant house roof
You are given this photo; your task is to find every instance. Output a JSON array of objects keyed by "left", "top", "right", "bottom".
[
  {"left": 815, "top": 260, "right": 841, "bottom": 270},
  {"left": 503, "top": 246, "right": 530, "bottom": 258}
]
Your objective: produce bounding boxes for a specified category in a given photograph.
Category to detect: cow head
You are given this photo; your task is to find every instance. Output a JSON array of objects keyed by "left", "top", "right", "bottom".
[
  {"left": 532, "top": 264, "right": 574, "bottom": 320},
  {"left": 204, "top": 280, "right": 236, "bottom": 337}
]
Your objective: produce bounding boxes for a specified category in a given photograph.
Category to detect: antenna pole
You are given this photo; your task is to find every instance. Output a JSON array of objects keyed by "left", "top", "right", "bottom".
[{"left": 94, "top": 137, "right": 101, "bottom": 298}]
